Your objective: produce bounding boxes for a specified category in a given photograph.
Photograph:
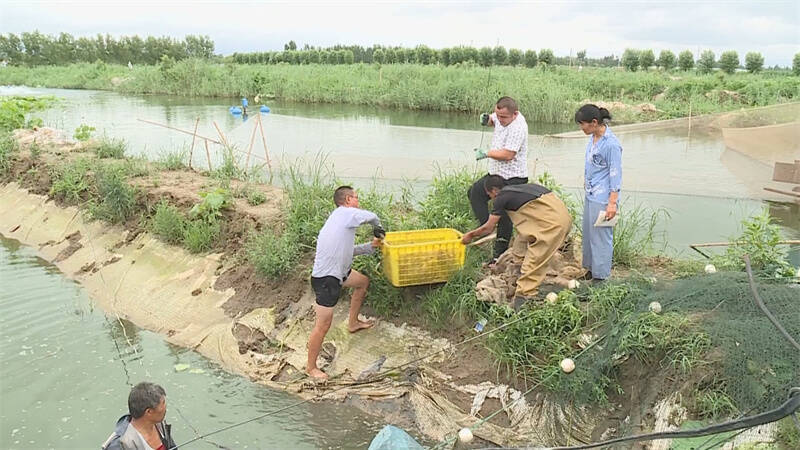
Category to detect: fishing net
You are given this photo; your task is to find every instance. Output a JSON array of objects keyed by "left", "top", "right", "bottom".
[{"left": 504, "top": 271, "right": 799, "bottom": 416}]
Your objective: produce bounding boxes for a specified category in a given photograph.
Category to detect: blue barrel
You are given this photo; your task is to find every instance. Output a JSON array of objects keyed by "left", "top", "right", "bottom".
[
  {"left": 230, "top": 106, "right": 242, "bottom": 115},
  {"left": 260, "top": 105, "right": 270, "bottom": 113}
]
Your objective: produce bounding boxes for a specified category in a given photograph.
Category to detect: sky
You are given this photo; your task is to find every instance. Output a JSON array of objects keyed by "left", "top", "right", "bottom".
[{"left": 2, "top": 0, "right": 799, "bottom": 66}]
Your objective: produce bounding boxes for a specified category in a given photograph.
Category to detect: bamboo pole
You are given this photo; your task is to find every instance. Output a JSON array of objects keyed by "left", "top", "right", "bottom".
[
  {"left": 188, "top": 117, "right": 199, "bottom": 170},
  {"left": 691, "top": 240, "right": 800, "bottom": 248},
  {"left": 245, "top": 119, "right": 258, "bottom": 170},
  {"left": 137, "top": 118, "right": 221, "bottom": 145},
  {"left": 204, "top": 139, "right": 213, "bottom": 172},
  {"left": 257, "top": 113, "right": 273, "bottom": 183},
  {"left": 212, "top": 121, "right": 229, "bottom": 148}
]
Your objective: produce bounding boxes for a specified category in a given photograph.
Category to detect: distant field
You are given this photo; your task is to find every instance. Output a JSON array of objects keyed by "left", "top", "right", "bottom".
[{"left": 1, "top": 60, "right": 798, "bottom": 123}]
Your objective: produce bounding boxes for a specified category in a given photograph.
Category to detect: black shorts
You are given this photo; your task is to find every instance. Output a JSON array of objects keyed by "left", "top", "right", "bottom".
[{"left": 311, "top": 276, "right": 342, "bottom": 307}]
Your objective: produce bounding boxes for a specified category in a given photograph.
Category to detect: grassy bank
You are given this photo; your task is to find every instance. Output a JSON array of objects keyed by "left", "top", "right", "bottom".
[
  {"left": 2, "top": 60, "right": 798, "bottom": 123},
  {"left": 3, "top": 96, "right": 798, "bottom": 435}
]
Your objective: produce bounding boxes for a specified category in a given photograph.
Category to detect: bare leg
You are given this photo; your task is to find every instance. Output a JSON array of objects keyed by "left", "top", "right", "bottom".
[
  {"left": 342, "top": 270, "right": 374, "bottom": 333},
  {"left": 306, "top": 305, "right": 334, "bottom": 380}
]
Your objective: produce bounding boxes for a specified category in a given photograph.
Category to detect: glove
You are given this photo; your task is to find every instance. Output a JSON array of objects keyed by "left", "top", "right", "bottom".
[
  {"left": 480, "top": 113, "right": 490, "bottom": 126},
  {"left": 474, "top": 147, "right": 488, "bottom": 161},
  {"left": 373, "top": 225, "right": 386, "bottom": 239}
]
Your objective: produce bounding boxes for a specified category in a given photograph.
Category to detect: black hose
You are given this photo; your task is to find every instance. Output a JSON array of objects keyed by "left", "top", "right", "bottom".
[{"left": 743, "top": 255, "right": 800, "bottom": 352}]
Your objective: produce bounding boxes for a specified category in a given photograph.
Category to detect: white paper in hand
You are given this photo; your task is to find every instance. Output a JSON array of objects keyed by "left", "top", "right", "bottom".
[{"left": 594, "top": 210, "right": 619, "bottom": 227}]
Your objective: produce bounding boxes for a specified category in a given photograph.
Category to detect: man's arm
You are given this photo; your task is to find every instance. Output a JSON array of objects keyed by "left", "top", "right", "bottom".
[
  {"left": 487, "top": 149, "right": 517, "bottom": 161},
  {"left": 462, "top": 214, "right": 501, "bottom": 244},
  {"left": 487, "top": 118, "right": 526, "bottom": 161},
  {"left": 347, "top": 209, "right": 381, "bottom": 228},
  {"left": 353, "top": 238, "right": 382, "bottom": 256}
]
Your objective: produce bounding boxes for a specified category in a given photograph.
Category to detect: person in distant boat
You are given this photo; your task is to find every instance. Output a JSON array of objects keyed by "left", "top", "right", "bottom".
[
  {"left": 241, "top": 97, "right": 248, "bottom": 115},
  {"left": 102, "top": 382, "right": 176, "bottom": 450},
  {"left": 469, "top": 96, "right": 530, "bottom": 263},
  {"left": 307, "top": 186, "right": 384, "bottom": 380},
  {"left": 574, "top": 104, "right": 623, "bottom": 283}
]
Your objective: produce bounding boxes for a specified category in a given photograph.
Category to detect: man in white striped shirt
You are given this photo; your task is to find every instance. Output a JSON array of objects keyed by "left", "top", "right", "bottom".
[{"left": 470, "top": 96, "right": 529, "bottom": 260}]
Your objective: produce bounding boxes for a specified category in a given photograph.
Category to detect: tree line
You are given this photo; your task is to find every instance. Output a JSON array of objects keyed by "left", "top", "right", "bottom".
[
  {"left": 621, "top": 48, "right": 773, "bottom": 74},
  {"left": 2, "top": 32, "right": 799, "bottom": 76},
  {"left": 0, "top": 31, "right": 214, "bottom": 66}
]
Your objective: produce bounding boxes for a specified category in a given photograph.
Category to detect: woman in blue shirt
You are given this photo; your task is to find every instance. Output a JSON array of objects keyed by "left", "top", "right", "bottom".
[{"left": 575, "top": 104, "right": 622, "bottom": 282}]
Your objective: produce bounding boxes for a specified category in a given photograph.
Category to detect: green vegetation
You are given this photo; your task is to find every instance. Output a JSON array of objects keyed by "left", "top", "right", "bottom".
[
  {"left": 156, "top": 147, "right": 189, "bottom": 170},
  {"left": 0, "top": 61, "right": 797, "bottom": 124},
  {"left": 86, "top": 165, "right": 138, "bottom": 223},
  {"left": 694, "top": 388, "right": 739, "bottom": 419},
  {"left": 0, "top": 96, "right": 53, "bottom": 132},
  {"left": 151, "top": 201, "right": 186, "bottom": 244},
  {"left": 182, "top": 219, "right": 219, "bottom": 253},
  {"left": 93, "top": 137, "right": 127, "bottom": 159},
  {"left": 745, "top": 52, "right": 765, "bottom": 74},
  {"left": 612, "top": 203, "right": 669, "bottom": 266},
  {"left": 73, "top": 124, "right": 95, "bottom": 141},
  {"left": 713, "top": 209, "right": 795, "bottom": 277},
  {"left": 246, "top": 228, "right": 301, "bottom": 278},
  {"left": 719, "top": 50, "right": 740, "bottom": 75},
  {"left": 49, "top": 158, "right": 93, "bottom": 203},
  {"left": 0, "top": 31, "right": 214, "bottom": 66},
  {"left": 775, "top": 416, "right": 800, "bottom": 449}
]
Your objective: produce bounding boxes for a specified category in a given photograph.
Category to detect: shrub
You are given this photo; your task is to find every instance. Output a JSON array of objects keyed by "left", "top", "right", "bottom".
[
  {"left": 73, "top": 124, "right": 95, "bottom": 141},
  {"left": 714, "top": 209, "right": 792, "bottom": 275},
  {"left": 794, "top": 53, "right": 800, "bottom": 76},
  {"left": 94, "top": 137, "right": 126, "bottom": 158},
  {"left": 151, "top": 201, "right": 187, "bottom": 244},
  {"left": 612, "top": 202, "right": 669, "bottom": 266}
]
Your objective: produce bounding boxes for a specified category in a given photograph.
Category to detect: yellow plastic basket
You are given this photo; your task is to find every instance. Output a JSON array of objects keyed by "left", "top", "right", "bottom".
[{"left": 381, "top": 228, "right": 466, "bottom": 287}]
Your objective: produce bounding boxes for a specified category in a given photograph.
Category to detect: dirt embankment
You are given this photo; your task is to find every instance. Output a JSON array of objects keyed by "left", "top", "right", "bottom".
[{"left": 2, "top": 127, "right": 739, "bottom": 448}]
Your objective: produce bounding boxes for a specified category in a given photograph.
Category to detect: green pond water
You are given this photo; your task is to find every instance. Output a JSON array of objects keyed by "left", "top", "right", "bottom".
[{"left": 0, "top": 235, "right": 423, "bottom": 449}]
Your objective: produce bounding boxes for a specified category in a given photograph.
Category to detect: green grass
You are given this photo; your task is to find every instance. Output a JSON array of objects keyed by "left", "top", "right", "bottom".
[
  {"left": 93, "top": 137, "right": 127, "bottom": 159},
  {"left": 50, "top": 158, "right": 93, "bottom": 203},
  {"left": 73, "top": 124, "right": 95, "bottom": 141},
  {"left": 1, "top": 62, "right": 797, "bottom": 123},
  {"left": 775, "top": 416, "right": 800, "bottom": 449},
  {"left": 0, "top": 96, "right": 54, "bottom": 132},
  {"left": 151, "top": 201, "right": 187, "bottom": 244},
  {"left": 86, "top": 166, "right": 137, "bottom": 223},
  {"left": 0, "top": 132, "right": 18, "bottom": 175},
  {"left": 246, "top": 228, "right": 301, "bottom": 278},
  {"left": 693, "top": 389, "right": 739, "bottom": 419},
  {"left": 612, "top": 202, "right": 670, "bottom": 267},
  {"left": 156, "top": 147, "right": 189, "bottom": 171},
  {"left": 182, "top": 219, "right": 219, "bottom": 253},
  {"left": 246, "top": 189, "right": 266, "bottom": 205}
]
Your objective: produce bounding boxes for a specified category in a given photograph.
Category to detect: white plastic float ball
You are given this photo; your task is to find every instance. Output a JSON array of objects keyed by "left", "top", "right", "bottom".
[
  {"left": 458, "top": 427, "right": 474, "bottom": 443},
  {"left": 568, "top": 279, "right": 580, "bottom": 290},
  {"left": 649, "top": 301, "right": 662, "bottom": 314},
  {"left": 704, "top": 264, "right": 717, "bottom": 274},
  {"left": 545, "top": 292, "right": 559, "bottom": 304},
  {"left": 560, "top": 358, "right": 576, "bottom": 373}
]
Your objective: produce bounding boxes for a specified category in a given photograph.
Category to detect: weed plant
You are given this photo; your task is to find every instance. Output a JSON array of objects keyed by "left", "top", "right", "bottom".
[
  {"left": 0, "top": 96, "right": 54, "bottom": 132},
  {"left": 50, "top": 158, "right": 93, "bottom": 203},
  {"left": 156, "top": 147, "right": 189, "bottom": 170},
  {"left": 87, "top": 166, "right": 137, "bottom": 223},
  {"left": 246, "top": 228, "right": 301, "bottom": 278},
  {"left": 151, "top": 201, "right": 187, "bottom": 244},
  {"left": 694, "top": 389, "right": 739, "bottom": 419},
  {"left": 612, "top": 202, "right": 669, "bottom": 266},
  {"left": 0, "top": 132, "right": 18, "bottom": 174},
  {"left": 212, "top": 145, "right": 244, "bottom": 181},
  {"left": 183, "top": 219, "right": 219, "bottom": 253},
  {"left": 246, "top": 189, "right": 266, "bottom": 206},
  {"left": 73, "top": 124, "right": 95, "bottom": 141},
  {"left": 713, "top": 209, "right": 794, "bottom": 276},
  {"left": 189, "top": 187, "right": 231, "bottom": 223},
  {"left": 417, "top": 167, "right": 477, "bottom": 231},
  {"left": 94, "top": 137, "right": 127, "bottom": 159}
]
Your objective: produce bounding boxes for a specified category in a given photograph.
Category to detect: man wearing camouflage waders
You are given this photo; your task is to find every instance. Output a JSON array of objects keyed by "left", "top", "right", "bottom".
[{"left": 461, "top": 175, "right": 571, "bottom": 308}]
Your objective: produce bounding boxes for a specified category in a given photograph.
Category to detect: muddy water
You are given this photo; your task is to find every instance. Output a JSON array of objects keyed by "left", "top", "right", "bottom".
[{"left": 0, "top": 235, "right": 400, "bottom": 449}]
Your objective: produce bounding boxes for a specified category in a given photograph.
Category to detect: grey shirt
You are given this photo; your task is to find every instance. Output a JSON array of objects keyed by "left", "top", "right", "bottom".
[{"left": 311, "top": 206, "right": 381, "bottom": 281}]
